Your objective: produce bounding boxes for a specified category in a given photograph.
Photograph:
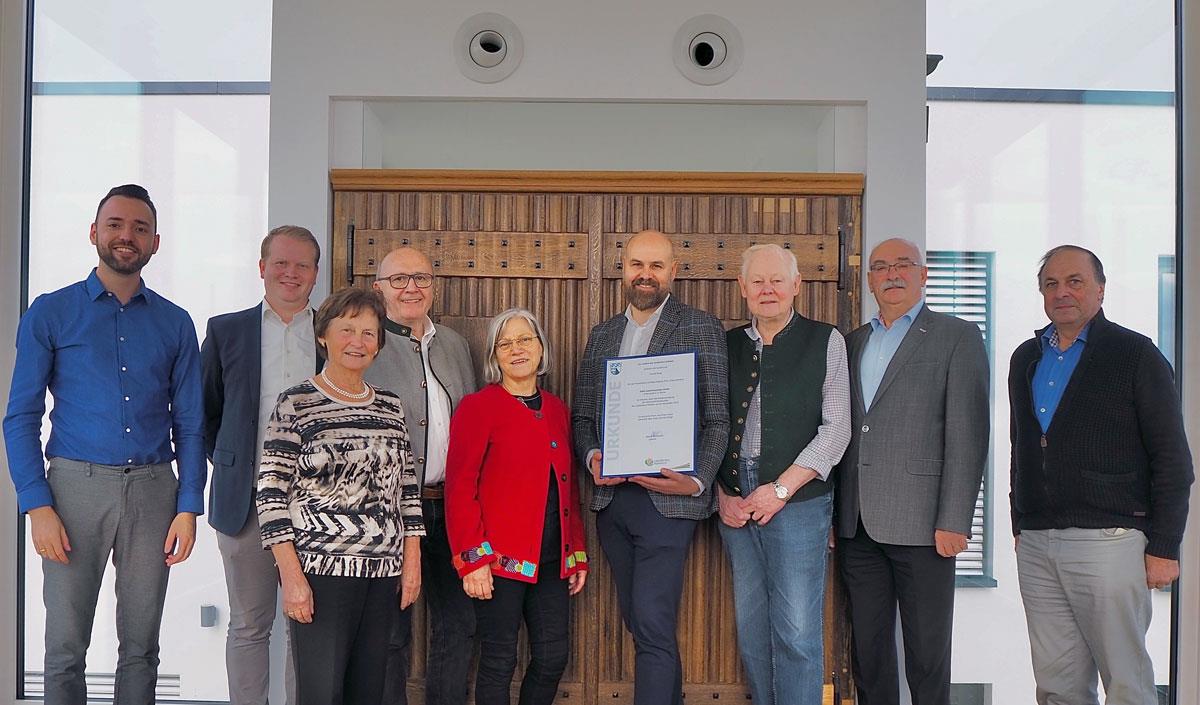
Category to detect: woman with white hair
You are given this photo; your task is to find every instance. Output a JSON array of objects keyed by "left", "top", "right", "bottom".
[{"left": 445, "top": 307, "right": 589, "bottom": 705}]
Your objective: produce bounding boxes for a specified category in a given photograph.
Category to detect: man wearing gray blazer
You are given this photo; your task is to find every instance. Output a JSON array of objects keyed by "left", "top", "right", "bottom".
[
  {"left": 834, "top": 238, "right": 989, "bottom": 705},
  {"left": 573, "top": 230, "right": 729, "bottom": 705},
  {"left": 202, "top": 226, "right": 323, "bottom": 705}
]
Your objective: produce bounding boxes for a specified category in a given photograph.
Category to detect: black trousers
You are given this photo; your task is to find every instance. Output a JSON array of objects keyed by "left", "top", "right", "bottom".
[
  {"left": 837, "top": 521, "right": 956, "bottom": 705},
  {"left": 289, "top": 573, "right": 398, "bottom": 705},
  {"left": 384, "top": 498, "right": 476, "bottom": 705},
  {"left": 473, "top": 568, "right": 570, "bottom": 705},
  {"left": 596, "top": 483, "right": 698, "bottom": 705}
]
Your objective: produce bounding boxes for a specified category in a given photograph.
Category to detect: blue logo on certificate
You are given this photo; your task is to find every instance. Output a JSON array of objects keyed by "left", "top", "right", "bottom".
[{"left": 609, "top": 362, "right": 622, "bottom": 376}]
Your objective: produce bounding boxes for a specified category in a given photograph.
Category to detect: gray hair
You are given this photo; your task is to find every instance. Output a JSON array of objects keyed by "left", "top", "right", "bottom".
[
  {"left": 482, "top": 307, "right": 552, "bottom": 384},
  {"left": 740, "top": 243, "right": 800, "bottom": 280}
]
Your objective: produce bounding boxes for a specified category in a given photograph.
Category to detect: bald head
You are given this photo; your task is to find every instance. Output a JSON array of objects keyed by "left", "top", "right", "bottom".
[
  {"left": 379, "top": 246, "right": 433, "bottom": 276},
  {"left": 622, "top": 230, "right": 678, "bottom": 312},
  {"left": 868, "top": 237, "right": 923, "bottom": 265},
  {"left": 866, "top": 237, "right": 927, "bottom": 321},
  {"left": 373, "top": 246, "right": 436, "bottom": 328}
]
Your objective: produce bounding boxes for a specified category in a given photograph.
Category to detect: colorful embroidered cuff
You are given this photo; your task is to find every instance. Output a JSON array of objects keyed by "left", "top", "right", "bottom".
[
  {"left": 497, "top": 555, "right": 539, "bottom": 579},
  {"left": 565, "top": 551, "right": 589, "bottom": 570},
  {"left": 452, "top": 541, "right": 495, "bottom": 575}
]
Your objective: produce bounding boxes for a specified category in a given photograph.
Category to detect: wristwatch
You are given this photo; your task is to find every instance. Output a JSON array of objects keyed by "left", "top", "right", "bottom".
[{"left": 772, "top": 481, "right": 789, "bottom": 500}]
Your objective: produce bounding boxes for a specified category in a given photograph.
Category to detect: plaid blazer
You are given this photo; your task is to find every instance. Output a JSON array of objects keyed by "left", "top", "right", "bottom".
[{"left": 571, "top": 296, "right": 730, "bottom": 520}]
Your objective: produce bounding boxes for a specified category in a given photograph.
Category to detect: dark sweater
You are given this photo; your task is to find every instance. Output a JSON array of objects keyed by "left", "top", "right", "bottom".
[{"left": 1008, "top": 310, "right": 1194, "bottom": 559}]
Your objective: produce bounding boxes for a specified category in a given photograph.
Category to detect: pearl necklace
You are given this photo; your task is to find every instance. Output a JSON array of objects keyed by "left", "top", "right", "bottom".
[{"left": 320, "top": 369, "right": 372, "bottom": 400}]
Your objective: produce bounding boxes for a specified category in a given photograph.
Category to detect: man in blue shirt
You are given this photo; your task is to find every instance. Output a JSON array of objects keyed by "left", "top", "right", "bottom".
[
  {"left": 4, "top": 184, "right": 206, "bottom": 705},
  {"left": 834, "top": 237, "right": 989, "bottom": 705},
  {"left": 1009, "top": 245, "right": 1192, "bottom": 705}
]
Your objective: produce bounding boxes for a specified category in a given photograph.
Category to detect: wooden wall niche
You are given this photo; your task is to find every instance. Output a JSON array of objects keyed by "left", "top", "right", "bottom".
[{"left": 331, "top": 169, "right": 864, "bottom": 704}]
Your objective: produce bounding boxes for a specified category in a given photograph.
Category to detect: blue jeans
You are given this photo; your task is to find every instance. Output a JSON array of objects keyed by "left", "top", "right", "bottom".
[{"left": 717, "top": 457, "right": 832, "bottom": 705}]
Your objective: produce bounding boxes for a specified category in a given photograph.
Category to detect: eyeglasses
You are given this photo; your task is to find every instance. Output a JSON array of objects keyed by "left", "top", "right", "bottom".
[
  {"left": 494, "top": 335, "right": 540, "bottom": 353},
  {"left": 376, "top": 272, "right": 434, "bottom": 289},
  {"left": 868, "top": 261, "right": 923, "bottom": 275}
]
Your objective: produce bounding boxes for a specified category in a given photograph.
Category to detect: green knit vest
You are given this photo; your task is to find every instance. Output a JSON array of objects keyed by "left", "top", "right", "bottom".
[{"left": 718, "top": 314, "right": 831, "bottom": 502}]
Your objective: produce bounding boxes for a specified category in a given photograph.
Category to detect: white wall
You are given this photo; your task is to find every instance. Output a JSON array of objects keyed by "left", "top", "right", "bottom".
[
  {"left": 361, "top": 101, "right": 836, "bottom": 172},
  {"left": 269, "top": 0, "right": 927, "bottom": 302}
]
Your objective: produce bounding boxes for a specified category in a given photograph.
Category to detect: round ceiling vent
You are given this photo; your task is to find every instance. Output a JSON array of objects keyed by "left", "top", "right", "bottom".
[
  {"left": 455, "top": 13, "right": 523, "bottom": 83},
  {"left": 674, "top": 15, "right": 743, "bottom": 85}
]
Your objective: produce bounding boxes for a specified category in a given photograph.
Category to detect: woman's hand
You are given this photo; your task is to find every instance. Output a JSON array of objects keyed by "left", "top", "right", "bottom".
[
  {"left": 463, "top": 563, "right": 494, "bottom": 600},
  {"left": 281, "top": 571, "right": 315, "bottom": 623},
  {"left": 400, "top": 539, "right": 422, "bottom": 609},
  {"left": 568, "top": 569, "right": 588, "bottom": 596}
]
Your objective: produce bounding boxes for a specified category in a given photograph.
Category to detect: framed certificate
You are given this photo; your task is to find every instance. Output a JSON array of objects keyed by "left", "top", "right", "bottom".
[{"left": 600, "top": 351, "right": 697, "bottom": 478}]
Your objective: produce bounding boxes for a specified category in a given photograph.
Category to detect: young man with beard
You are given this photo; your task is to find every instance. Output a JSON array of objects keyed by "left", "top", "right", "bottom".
[
  {"left": 4, "top": 184, "right": 205, "bottom": 704},
  {"left": 365, "top": 246, "right": 477, "bottom": 705},
  {"left": 572, "top": 230, "right": 729, "bottom": 705},
  {"left": 201, "top": 225, "right": 323, "bottom": 705}
]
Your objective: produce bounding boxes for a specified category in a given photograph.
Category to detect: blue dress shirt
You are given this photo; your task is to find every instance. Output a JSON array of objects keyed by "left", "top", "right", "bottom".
[
  {"left": 3, "top": 269, "right": 206, "bottom": 514},
  {"left": 860, "top": 298, "right": 925, "bottom": 411},
  {"left": 1031, "top": 323, "right": 1090, "bottom": 433}
]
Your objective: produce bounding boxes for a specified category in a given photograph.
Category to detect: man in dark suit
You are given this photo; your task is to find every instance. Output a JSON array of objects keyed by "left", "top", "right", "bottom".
[
  {"left": 834, "top": 237, "right": 989, "bottom": 705},
  {"left": 201, "top": 225, "right": 322, "bottom": 705},
  {"left": 572, "top": 230, "right": 729, "bottom": 705}
]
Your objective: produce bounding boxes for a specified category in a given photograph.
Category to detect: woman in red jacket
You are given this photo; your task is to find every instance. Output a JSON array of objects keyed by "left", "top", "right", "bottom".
[{"left": 445, "top": 306, "right": 588, "bottom": 705}]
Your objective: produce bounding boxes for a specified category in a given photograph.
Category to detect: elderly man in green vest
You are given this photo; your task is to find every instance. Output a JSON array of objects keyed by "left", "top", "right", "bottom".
[{"left": 715, "top": 243, "right": 852, "bottom": 705}]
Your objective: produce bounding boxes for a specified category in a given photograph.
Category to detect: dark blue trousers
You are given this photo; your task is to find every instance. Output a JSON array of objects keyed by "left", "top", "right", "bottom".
[{"left": 596, "top": 483, "right": 697, "bottom": 705}]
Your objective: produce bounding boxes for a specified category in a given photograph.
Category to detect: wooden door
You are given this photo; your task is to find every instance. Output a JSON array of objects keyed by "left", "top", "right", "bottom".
[{"left": 330, "top": 170, "right": 864, "bottom": 704}]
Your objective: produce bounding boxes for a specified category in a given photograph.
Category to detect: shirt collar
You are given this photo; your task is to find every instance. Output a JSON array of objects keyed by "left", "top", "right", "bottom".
[
  {"left": 870, "top": 297, "right": 924, "bottom": 331},
  {"left": 384, "top": 315, "right": 436, "bottom": 343},
  {"left": 746, "top": 309, "right": 795, "bottom": 342},
  {"left": 85, "top": 268, "right": 148, "bottom": 303},
  {"left": 624, "top": 293, "right": 671, "bottom": 328},
  {"left": 262, "top": 298, "right": 314, "bottom": 325},
  {"left": 1041, "top": 321, "right": 1092, "bottom": 352}
]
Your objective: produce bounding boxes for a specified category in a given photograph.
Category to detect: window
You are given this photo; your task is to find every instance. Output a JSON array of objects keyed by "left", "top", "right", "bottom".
[
  {"left": 21, "top": 3, "right": 273, "bottom": 701},
  {"left": 925, "top": 250, "right": 996, "bottom": 588}
]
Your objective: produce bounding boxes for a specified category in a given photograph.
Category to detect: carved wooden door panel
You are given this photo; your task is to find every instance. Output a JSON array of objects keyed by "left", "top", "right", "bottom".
[{"left": 330, "top": 170, "right": 863, "bottom": 704}]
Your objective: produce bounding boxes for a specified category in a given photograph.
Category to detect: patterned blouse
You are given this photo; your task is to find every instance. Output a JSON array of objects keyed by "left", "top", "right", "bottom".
[{"left": 256, "top": 380, "right": 425, "bottom": 578}]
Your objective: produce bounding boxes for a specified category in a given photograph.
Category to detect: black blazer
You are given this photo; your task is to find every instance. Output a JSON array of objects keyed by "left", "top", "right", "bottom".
[{"left": 201, "top": 303, "right": 321, "bottom": 536}]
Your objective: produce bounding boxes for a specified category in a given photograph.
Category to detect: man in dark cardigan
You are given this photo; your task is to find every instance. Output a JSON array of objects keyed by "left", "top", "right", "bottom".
[{"left": 1009, "top": 244, "right": 1193, "bottom": 705}]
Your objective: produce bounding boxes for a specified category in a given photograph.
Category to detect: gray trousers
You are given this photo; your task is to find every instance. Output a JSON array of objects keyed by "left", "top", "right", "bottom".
[
  {"left": 1017, "top": 528, "right": 1159, "bottom": 705},
  {"left": 217, "top": 511, "right": 296, "bottom": 705},
  {"left": 42, "top": 459, "right": 177, "bottom": 705}
]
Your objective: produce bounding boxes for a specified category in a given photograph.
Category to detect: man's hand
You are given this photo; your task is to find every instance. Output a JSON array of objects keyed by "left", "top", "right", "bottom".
[
  {"left": 1146, "top": 555, "right": 1180, "bottom": 590},
  {"left": 463, "top": 563, "right": 494, "bottom": 600},
  {"left": 934, "top": 529, "right": 968, "bottom": 558},
  {"left": 164, "top": 512, "right": 197, "bottom": 566},
  {"left": 717, "top": 489, "right": 751, "bottom": 528},
  {"left": 568, "top": 570, "right": 588, "bottom": 596},
  {"left": 29, "top": 506, "right": 71, "bottom": 564},
  {"left": 742, "top": 485, "right": 787, "bottom": 526},
  {"left": 590, "top": 452, "right": 625, "bottom": 487},
  {"left": 629, "top": 467, "right": 699, "bottom": 496},
  {"left": 400, "top": 541, "right": 422, "bottom": 609}
]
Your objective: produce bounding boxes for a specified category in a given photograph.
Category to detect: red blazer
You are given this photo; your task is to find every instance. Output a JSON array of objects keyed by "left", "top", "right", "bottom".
[{"left": 446, "top": 383, "right": 588, "bottom": 583}]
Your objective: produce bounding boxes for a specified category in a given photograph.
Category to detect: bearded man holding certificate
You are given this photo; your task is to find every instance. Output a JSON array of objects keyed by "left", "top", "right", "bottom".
[{"left": 572, "top": 230, "right": 729, "bottom": 705}]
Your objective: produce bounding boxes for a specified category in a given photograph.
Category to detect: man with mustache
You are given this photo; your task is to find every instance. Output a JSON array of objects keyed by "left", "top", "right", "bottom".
[
  {"left": 202, "top": 225, "right": 323, "bottom": 705},
  {"left": 572, "top": 230, "right": 729, "bottom": 705},
  {"left": 4, "top": 184, "right": 205, "bottom": 704},
  {"left": 366, "top": 247, "right": 477, "bottom": 705},
  {"left": 834, "top": 237, "right": 989, "bottom": 705},
  {"left": 1010, "top": 245, "right": 1192, "bottom": 705}
]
